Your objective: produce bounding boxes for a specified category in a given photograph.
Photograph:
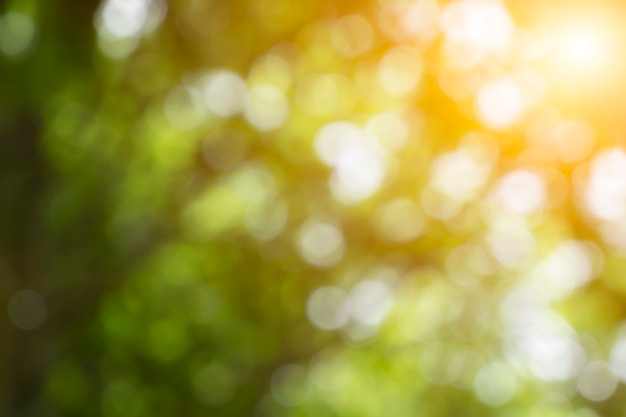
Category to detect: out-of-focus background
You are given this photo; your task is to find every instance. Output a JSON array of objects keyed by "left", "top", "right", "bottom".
[{"left": 3, "top": 0, "right": 626, "bottom": 415}]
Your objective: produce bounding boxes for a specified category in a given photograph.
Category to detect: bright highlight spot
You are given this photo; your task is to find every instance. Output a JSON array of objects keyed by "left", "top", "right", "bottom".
[
  {"left": 0, "top": 12, "right": 35, "bottom": 56},
  {"left": 102, "top": 0, "right": 149, "bottom": 38},
  {"left": 563, "top": 33, "right": 599, "bottom": 64},
  {"left": 556, "top": 26, "right": 611, "bottom": 75},
  {"left": 441, "top": 0, "right": 515, "bottom": 62},
  {"left": 598, "top": 218, "right": 626, "bottom": 250},
  {"left": 243, "top": 84, "right": 289, "bottom": 131},
  {"left": 487, "top": 220, "right": 535, "bottom": 268},
  {"left": 493, "top": 170, "right": 546, "bottom": 215},
  {"left": 297, "top": 220, "right": 345, "bottom": 268},
  {"left": 307, "top": 277, "right": 394, "bottom": 333},
  {"left": 577, "top": 361, "right": 617, "bottom": 402},
  {"left": 330, "top": 141, "right": 386, "bottom": 204},
  {"left": 378, "top": 47, "right": 422, "bottom": 96},
  {"left": 315, "top": 122, "right": 387, "bottom": 204},
  {"left": 431, "top": 150, "right": 491, "bottom": 202},
  {"left": 400, "top": 0, "right": 441, "bottom": 39},
  {"left": 610, "top": 336, "right": 626, "bottom": 382},
  {"left": 201, "top": 70, "right": 248, "bottom": 118},
  {"left": 502, "top": 304, "right": 585, "bottom": 381},
  {"left": 476, "top": 78, "right": 525, "bottom": 130},
  {"left": 585, "top": 148, "right": 626, "bottom": 221},
  {"left": 306, "top": 287, "right": 349, "bottom": 331},
  {"left": 346, "top": 279, "right": 394, "bottom": 327},
  {"left": 314, "top": 122, "right": 363, "bottom": 167},
  {"left": 473, "top": 361, "right": 517, "bottom": 407},
  {"left": 534, "top": 241, "right": 597, "bottom": 301},
  {"left": 98, "top": 0, "right": 165, "bottom": 41}
]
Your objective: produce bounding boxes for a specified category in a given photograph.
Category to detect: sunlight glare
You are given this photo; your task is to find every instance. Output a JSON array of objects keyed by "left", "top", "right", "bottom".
[{"left": 557, "top": 27, "right": 611, "bottom": 74}]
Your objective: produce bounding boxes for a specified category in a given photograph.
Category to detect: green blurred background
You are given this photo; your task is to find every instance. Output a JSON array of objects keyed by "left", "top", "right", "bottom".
[{"left": 3, "top": 0, "right": 626, "bottom": 416}]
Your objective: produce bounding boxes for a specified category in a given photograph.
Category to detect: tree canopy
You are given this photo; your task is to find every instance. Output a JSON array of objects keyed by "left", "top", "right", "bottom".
[{"left": 3, "top": 0, "right": 626, "bottom": 416}]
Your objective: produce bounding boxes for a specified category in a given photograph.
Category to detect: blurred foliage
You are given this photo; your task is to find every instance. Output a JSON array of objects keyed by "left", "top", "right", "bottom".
[{"left": 4, "top": 0, "right": 626, "bottom": 416}]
